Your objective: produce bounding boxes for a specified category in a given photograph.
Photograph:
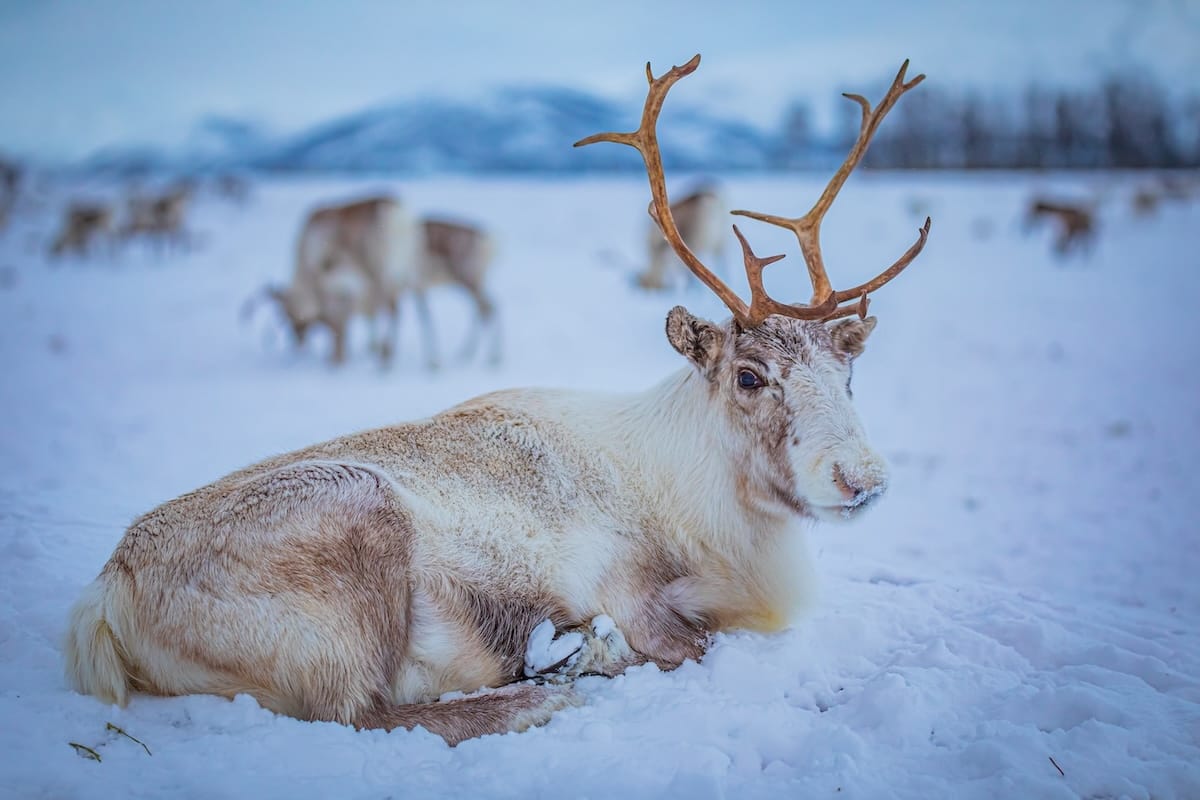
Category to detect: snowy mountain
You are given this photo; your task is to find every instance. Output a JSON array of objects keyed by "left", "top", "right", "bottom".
[{"left": 83, "top": 86, "right": 777, "bottom": 175}]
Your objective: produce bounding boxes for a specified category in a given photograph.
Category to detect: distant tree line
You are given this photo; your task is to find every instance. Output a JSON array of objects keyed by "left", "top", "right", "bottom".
[{"left": 775, "top": 74, "right": 1200, "bottom": 170}]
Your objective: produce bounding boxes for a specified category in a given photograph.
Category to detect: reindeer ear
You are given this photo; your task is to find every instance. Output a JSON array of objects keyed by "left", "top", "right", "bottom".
[
  {"left": 666, "top": 306, "right": 724, "bottom": 374},
  {"left": 829, "top": 316, "right": 877, "bottom": 361}
]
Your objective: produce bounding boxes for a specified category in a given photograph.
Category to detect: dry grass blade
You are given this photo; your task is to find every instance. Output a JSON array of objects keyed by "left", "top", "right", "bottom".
[
  {"left": 107, "top": 722, "right": 152, "bottom": 756},
  {"left": 68, "top": 742, "right": 102, "bottom": 762}
]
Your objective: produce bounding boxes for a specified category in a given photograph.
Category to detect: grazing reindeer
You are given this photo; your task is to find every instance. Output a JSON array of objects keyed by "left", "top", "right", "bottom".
[
  {"left": 1024, "top": 198, "right": 1096, "bottom": 257},
  {"left": 65, "top": 56, "right": 930, "bottom": 745},
  {"left": 121, "top": 182, "right": 194, "bottom": 253},
  {"left": 637, "top": 184, "right": 726, "bottom": 290},
  {"left": 49, "top": 202, "right": 115, "bottom": 259},
  {"left": 254, "top": 195, "right": 419, "bottom": 366},
  {"left": 251, "top": 201, "right": 497, "bottom": 368}
]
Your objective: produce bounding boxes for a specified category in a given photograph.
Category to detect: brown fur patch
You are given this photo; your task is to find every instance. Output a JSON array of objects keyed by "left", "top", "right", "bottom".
[{"left": 427, "top": 577, "right": 562, "bottom": 678}]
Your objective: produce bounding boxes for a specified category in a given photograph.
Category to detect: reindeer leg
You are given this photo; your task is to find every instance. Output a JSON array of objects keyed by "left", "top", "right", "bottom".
[
  {"left": 485, "top": 303, "right": 502, "bottom": 367},
  {"left": 379, "top": 297, "right": 398, "bottom": 368},
  {"left": 354, "top": 682, "right": 579, "bottom": 746},
  {"left": 413, "top": 290, "right": 440, "bottom": 370},
  {"left": 523, "top": 616, "right": 646, "bottom": 679},
  {"left": 457, "top": 288, "right": 499, "bottom": 365},
  {"left": 329, "top": 319, "right": 347, "bottom": 366}
]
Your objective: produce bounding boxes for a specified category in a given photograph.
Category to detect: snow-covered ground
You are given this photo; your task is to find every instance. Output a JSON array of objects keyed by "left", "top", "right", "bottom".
[{"left": 1, "top": 172, "right": 1197, "bottom": 799}]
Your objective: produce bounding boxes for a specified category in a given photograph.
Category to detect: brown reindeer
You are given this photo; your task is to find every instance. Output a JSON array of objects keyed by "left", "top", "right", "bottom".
[
  {"left": 1025, "top": 198, "right": 1096, "bottom": 257},
  {"left": 0, "top": 158, "right": 20, "bottom": 232},
  {"left": 66, "top": 55, "right": 929, "bottom": 745},
  {"left": 49, "top": 202, "right": 115, "bottom": 259}
]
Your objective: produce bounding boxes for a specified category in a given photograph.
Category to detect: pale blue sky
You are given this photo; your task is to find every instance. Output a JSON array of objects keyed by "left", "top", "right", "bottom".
[{"left": 1, "top": 0, "right": 1197, "bottom": 160}]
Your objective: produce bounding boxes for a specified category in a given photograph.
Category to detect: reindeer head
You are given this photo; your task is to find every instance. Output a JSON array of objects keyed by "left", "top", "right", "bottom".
[
  {"left": 578, "top": 55, "right": 930, "bottom": 523},
  {"left": 264, "top": 285, "right": 317, "bottom": 345},
  {"left": 667, "top": 307, "right": 884, "bottom": 521}
]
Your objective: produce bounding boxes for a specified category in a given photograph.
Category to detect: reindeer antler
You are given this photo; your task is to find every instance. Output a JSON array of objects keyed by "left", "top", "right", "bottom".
[{"left": 575, "top": 55, "right": 932, "bottom": 326}]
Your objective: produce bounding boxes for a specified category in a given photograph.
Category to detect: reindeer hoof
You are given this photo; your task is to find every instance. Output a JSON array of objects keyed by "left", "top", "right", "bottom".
[
  {"left": 522, "top": 616, "right": 633, "bottom": 678},
  {"left": 523, "top": 619, "right": 584, "bottom": 677}
]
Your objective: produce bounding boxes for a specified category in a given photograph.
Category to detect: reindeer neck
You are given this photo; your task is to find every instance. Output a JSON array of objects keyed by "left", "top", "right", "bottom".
[{"left": 604, "top": 368, "right": 789, "bottom": 555}]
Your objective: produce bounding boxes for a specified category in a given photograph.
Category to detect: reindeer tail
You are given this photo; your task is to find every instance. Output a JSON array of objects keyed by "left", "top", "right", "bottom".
[{"left": 64, "top": 576, "right": 133, "bottom": 707}]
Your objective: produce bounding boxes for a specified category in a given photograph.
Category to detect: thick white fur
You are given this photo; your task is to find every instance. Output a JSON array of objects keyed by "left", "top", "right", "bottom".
[{"left": 64, "top": 312, "right": 884, "bottom": 740}]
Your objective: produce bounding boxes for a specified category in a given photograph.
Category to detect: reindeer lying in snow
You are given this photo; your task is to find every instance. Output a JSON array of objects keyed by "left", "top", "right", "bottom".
[
  {"left": 65, "top": 56, "right": 931, "bottom": 745},
  {"left": 250, "top": 197, "right": 498, "bottom": 367}
]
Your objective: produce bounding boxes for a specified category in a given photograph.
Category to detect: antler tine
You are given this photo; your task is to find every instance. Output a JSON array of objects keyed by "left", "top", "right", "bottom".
[
  {"left": 577, "top": 56, "right": 929, "bottom": 327},
  {"left": 732, "top": 59, "right": 929, "bottom": 314},
  {"left": 833, "top": 215, "right": 931, "bottom": 305},
  {"left": 575, "top": 55, "right": 755, "bottom": 327}
]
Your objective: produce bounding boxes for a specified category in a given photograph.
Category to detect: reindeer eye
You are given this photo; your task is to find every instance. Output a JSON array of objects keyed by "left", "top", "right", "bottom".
[{"left": 737, "top": 369, "right": 764, "bottom": 390}]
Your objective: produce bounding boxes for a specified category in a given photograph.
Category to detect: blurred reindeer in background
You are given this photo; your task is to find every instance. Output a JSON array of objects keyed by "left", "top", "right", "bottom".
[
  {"left": 246, "top": 196, "right": 498, "bottom": 368},
  {"left": 410, "top": 217, "right": 500, "bottom": 366},
  {"left": 1132, "top": 173, "right": 1199, "bottom": 217},
  {"left": 0, "top": 157, "right": 22, "bottom": 233},
  {"left": 251, "top": 195, "right": 416, "bottom": 367},
  {"left": 213, "top": 173, "right": 252, "bottom": 205},
  {"left": 1131, "top": 186, "right": 1161, "bottom": 217},
  {"left": 49, "top": 201, "right": 116, "bottom": 259},
  {"left": 1024, "top": 197, "right": 1097, "bottom": 257},
  {"left": 637, "top": 183, "right": 726, "bottom": 289},
  {"left": 120, "top": 181, "right": 195, "bottom": 253}
]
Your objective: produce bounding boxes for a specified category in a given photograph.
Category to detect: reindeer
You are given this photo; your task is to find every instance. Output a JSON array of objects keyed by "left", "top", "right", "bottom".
[
  {"left": 48, "top": 202, "right": 115, "bottom": 259},
  {"left": 121, "top": 181, "right": 194, "bottom": 253},
  {"left": 252, "top": 195, "right": 419, "bottom": 366},
  {"left": 637, "top": 183, "right": 726, "bottom": 290},
  {"left": 213, "top": 173, "right": 251, "bottom": 205},
  {"left": 411, "top": 217, "right": 500, "bottom": 366},
  {"left": 65, "top": 56, "right": 930, "bottom": 745},
  {"left": 0, "top": 158, "right": 18, "bottom": 199},
  {"left": 251, "top": 202, "right": 498, "bottom": 368},
  {"left": 1024, "top": 198, "right": 1096, "bottom": 257},
  {"left": 0, "top": 158, "right": 20, "bottom": 231},
  {"left": 1131, "top": 186, "right": 1160, "bottom": 217}
]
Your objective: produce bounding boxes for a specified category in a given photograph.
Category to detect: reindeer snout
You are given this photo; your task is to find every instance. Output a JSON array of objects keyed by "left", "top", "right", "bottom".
[{"left": 831, "top": 462, "right": 887, "bottom": 507}]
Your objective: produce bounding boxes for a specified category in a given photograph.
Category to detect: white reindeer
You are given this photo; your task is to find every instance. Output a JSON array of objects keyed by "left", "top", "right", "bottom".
[{"left": 65, "top": 56, "right": 930, "bottom": 745}]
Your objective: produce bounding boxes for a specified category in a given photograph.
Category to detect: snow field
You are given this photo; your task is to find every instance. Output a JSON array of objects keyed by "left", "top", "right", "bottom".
[{"left": 0, "top": 171, "right": 1197, "bottom": 799}]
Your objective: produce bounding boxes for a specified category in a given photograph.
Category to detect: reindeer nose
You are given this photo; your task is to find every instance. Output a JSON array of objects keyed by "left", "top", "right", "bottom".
[{"left": 832, "top": 463, "right": 885, "bottom": 505}]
